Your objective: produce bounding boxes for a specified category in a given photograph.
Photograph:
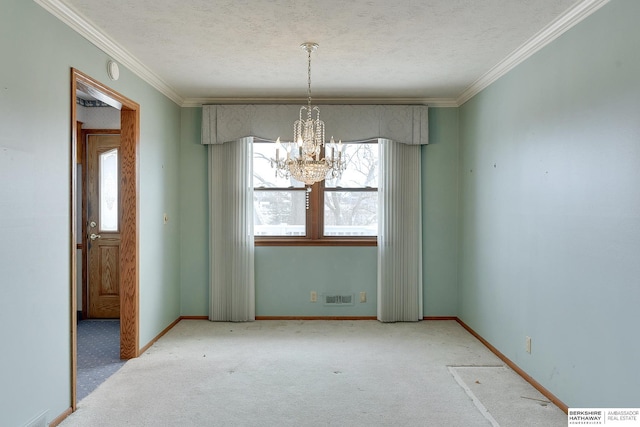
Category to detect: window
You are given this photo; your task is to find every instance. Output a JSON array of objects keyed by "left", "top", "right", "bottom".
[{"left": 253, "top": 140, "right": 378, "bottom": 246}]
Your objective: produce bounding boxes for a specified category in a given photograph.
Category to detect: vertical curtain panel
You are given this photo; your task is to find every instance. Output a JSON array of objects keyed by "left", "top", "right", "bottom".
[
  {"left": 208, "top": 137, "right": 255, "bottom": 322},
  {"left": 377, "top": 139, "right": 423, "bottom": 322}
]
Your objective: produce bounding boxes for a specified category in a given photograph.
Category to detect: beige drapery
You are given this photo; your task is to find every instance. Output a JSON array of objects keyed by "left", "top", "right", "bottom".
[{"left": 208, "top": 137, "right": 255, "bottom": 321}]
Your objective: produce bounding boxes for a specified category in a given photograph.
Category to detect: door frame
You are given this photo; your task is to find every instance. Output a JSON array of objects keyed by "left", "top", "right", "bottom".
[{"left": 70, "top": 68, "right": 140, "bottom": 409}]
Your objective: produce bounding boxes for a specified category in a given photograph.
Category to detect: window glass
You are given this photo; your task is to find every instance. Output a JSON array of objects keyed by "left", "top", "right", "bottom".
[
  {"left": 324, "top": 191, "right": 377, "bottom": 236},
  {"left": 325, "top": 142, "right": 378, "bottom": 188},
  {"left": 254, "top": 190, "right": 306, "bottom": 236},
  {"left": 324, "top": 141, "right": 378, "bottom": 237},
  {"left": 99, "top": 148, "right": 118, "bottom": 232},
  {"left": 253, "top": 142, "right": 304, "bottom": 188}
]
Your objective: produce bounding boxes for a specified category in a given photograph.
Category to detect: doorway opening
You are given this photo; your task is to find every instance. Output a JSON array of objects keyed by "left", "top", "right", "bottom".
[{"left": 70, "top": 68, "right": 140, "bottom": 409}]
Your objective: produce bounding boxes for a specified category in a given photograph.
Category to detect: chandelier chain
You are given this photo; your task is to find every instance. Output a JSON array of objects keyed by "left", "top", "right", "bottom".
[{"left": 307, "top": 46, "right": 312, "bottom": 117}]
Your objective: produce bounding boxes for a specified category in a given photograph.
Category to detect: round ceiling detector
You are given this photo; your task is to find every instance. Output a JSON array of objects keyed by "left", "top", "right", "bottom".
[{"left": 107, "top": 60, "right": 120, "bottom": 81}]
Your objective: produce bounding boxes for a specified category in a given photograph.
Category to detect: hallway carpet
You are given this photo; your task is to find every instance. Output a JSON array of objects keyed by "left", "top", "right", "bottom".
[{"left": 77, "top": 320, "right": 126, "bottom": 401}]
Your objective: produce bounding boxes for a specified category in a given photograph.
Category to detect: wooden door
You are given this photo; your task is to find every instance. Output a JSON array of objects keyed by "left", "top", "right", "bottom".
[{"left": 87, "top": 134, "right": 121, "bottom": 318}]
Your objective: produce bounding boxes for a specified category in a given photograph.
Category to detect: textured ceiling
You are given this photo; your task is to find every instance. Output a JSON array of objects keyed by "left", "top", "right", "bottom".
[{"left": 59, "top": 0, "right": 583, "bottom": 103}]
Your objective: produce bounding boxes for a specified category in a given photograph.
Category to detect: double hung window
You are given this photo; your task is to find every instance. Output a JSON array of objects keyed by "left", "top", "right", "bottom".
[{"left": 253, "top": 140, "right": 378, "bottom": 246}]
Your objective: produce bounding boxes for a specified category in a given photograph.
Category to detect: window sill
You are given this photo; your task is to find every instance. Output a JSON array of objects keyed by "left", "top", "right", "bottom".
[{"left": 255, "top": 237, "right": 377, "bottom": 247}]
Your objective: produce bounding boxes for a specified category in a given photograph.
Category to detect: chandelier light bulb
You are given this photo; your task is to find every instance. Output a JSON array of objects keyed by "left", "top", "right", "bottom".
[{"left": 274, "top": 137, "right": 282, "bottom": 161}]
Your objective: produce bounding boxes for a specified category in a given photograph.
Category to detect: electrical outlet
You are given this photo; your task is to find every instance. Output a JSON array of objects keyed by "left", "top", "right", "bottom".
[
  {"left": 310, "top": 291, "right": 317, "bottom": 302},
  {"left": 360, "top": 291, "right": 366, "bottom": 303},
  {"left": 525, "top": 336, "right": 532, "bottom": 354}
]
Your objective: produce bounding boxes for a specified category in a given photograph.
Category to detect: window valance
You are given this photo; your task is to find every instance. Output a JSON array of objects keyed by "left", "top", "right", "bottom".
[{"left": 201, "top": 104, "right": 428, "bottom": 145}]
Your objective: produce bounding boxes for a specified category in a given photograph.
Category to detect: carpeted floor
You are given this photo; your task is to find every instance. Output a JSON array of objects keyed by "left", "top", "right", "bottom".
[
  {"left": 77, "top": 320, "right": 126, "bottom": 401},
  {"left": 63, "top": 320, "right": 567, "bottom": 426}
]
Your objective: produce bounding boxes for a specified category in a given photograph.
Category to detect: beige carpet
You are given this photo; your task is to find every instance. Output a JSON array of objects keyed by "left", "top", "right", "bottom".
[{"left": 61, "top": 320, "right": 567, "bottom": 426}]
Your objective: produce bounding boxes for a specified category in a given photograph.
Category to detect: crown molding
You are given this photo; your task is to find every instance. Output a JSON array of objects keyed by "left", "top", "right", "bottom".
[
  {"left": 34, "top": 0, "right": 457, "bottom": 108},
  {"left": 36, "top": 0, "right": 609, "bottom": 109},
  {"left": 182, "top": 97, "right": 459, "bottom": 108},
  {"left": 35, "top": 0, "right": 184, "bottom": 105},
  {"left": 456, "top": 0, "right": 611, "bottom": 106}
]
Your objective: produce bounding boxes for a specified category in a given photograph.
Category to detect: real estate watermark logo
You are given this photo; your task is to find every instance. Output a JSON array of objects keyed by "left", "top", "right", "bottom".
[{"left": 568, "top": 409, "right": 640, "bottom": 426}]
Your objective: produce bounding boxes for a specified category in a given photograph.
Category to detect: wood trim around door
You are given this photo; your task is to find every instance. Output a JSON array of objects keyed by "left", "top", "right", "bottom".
[
  {"left": 70, "top": 68, "right": 140, "bottom": 410},
  {"left": 69, "top": 74, "right": 78, "bottom": 411},
  {"left": 118, "top": 107, "right": 140, "bottom": 359}
]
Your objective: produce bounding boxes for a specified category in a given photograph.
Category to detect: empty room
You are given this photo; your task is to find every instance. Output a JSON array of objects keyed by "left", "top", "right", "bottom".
[{"left": 1, "top": 0, "right": 639, "bottom": 426}]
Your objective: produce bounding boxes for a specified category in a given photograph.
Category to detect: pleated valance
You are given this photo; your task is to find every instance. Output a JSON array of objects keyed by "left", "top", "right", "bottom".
[{"left": 201, "top": 104, "right": 428, "bottom": 145}]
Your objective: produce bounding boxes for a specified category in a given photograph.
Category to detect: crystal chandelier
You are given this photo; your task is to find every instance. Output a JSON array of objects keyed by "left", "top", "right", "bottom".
[{"left": 271, "top": 42, "right": 346, "bottom": 187}]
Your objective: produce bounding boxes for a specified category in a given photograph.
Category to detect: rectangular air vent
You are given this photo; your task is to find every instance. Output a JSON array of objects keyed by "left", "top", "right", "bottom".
[{"left": 324, "top": 294, "right": 354, "bottom": 306}]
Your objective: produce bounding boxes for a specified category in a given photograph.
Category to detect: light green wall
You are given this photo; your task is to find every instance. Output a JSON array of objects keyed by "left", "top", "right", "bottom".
[
  {"left": 256, "top": 247, "right": 378, "bottom": 316},
  {"left": 177, "top": 107, "right": 460, "bottom": 317},
  {"left": 458, "top": 0, "right": 640, "bottom": 407},
  {"left": 0, "top": 1, "right": 181, "bottom": 425},
  {"left": 179, "top": 107, "right": 209, "bottom": 314},
  {"left": 423, "top": 108, "right": 459, "bottom": 315}
]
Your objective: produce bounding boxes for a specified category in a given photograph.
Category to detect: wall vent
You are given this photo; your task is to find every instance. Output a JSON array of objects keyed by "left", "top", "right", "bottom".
[{"left": 324, "top": 294, "right": 354, "bottom": 306}]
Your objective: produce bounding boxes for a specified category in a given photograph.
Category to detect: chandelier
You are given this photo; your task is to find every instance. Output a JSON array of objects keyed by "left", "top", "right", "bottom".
[{"left": 271, "top": 42, "right": 346, "bottom": 187}]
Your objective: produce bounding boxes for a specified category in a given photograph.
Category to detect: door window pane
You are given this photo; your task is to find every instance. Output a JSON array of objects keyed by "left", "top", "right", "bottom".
[
  {"left": 99, "top": 148, "right": 118, "bottom": 232},
  {"left": 254, "top": 190, "right": 306, "bottom": 236}
]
